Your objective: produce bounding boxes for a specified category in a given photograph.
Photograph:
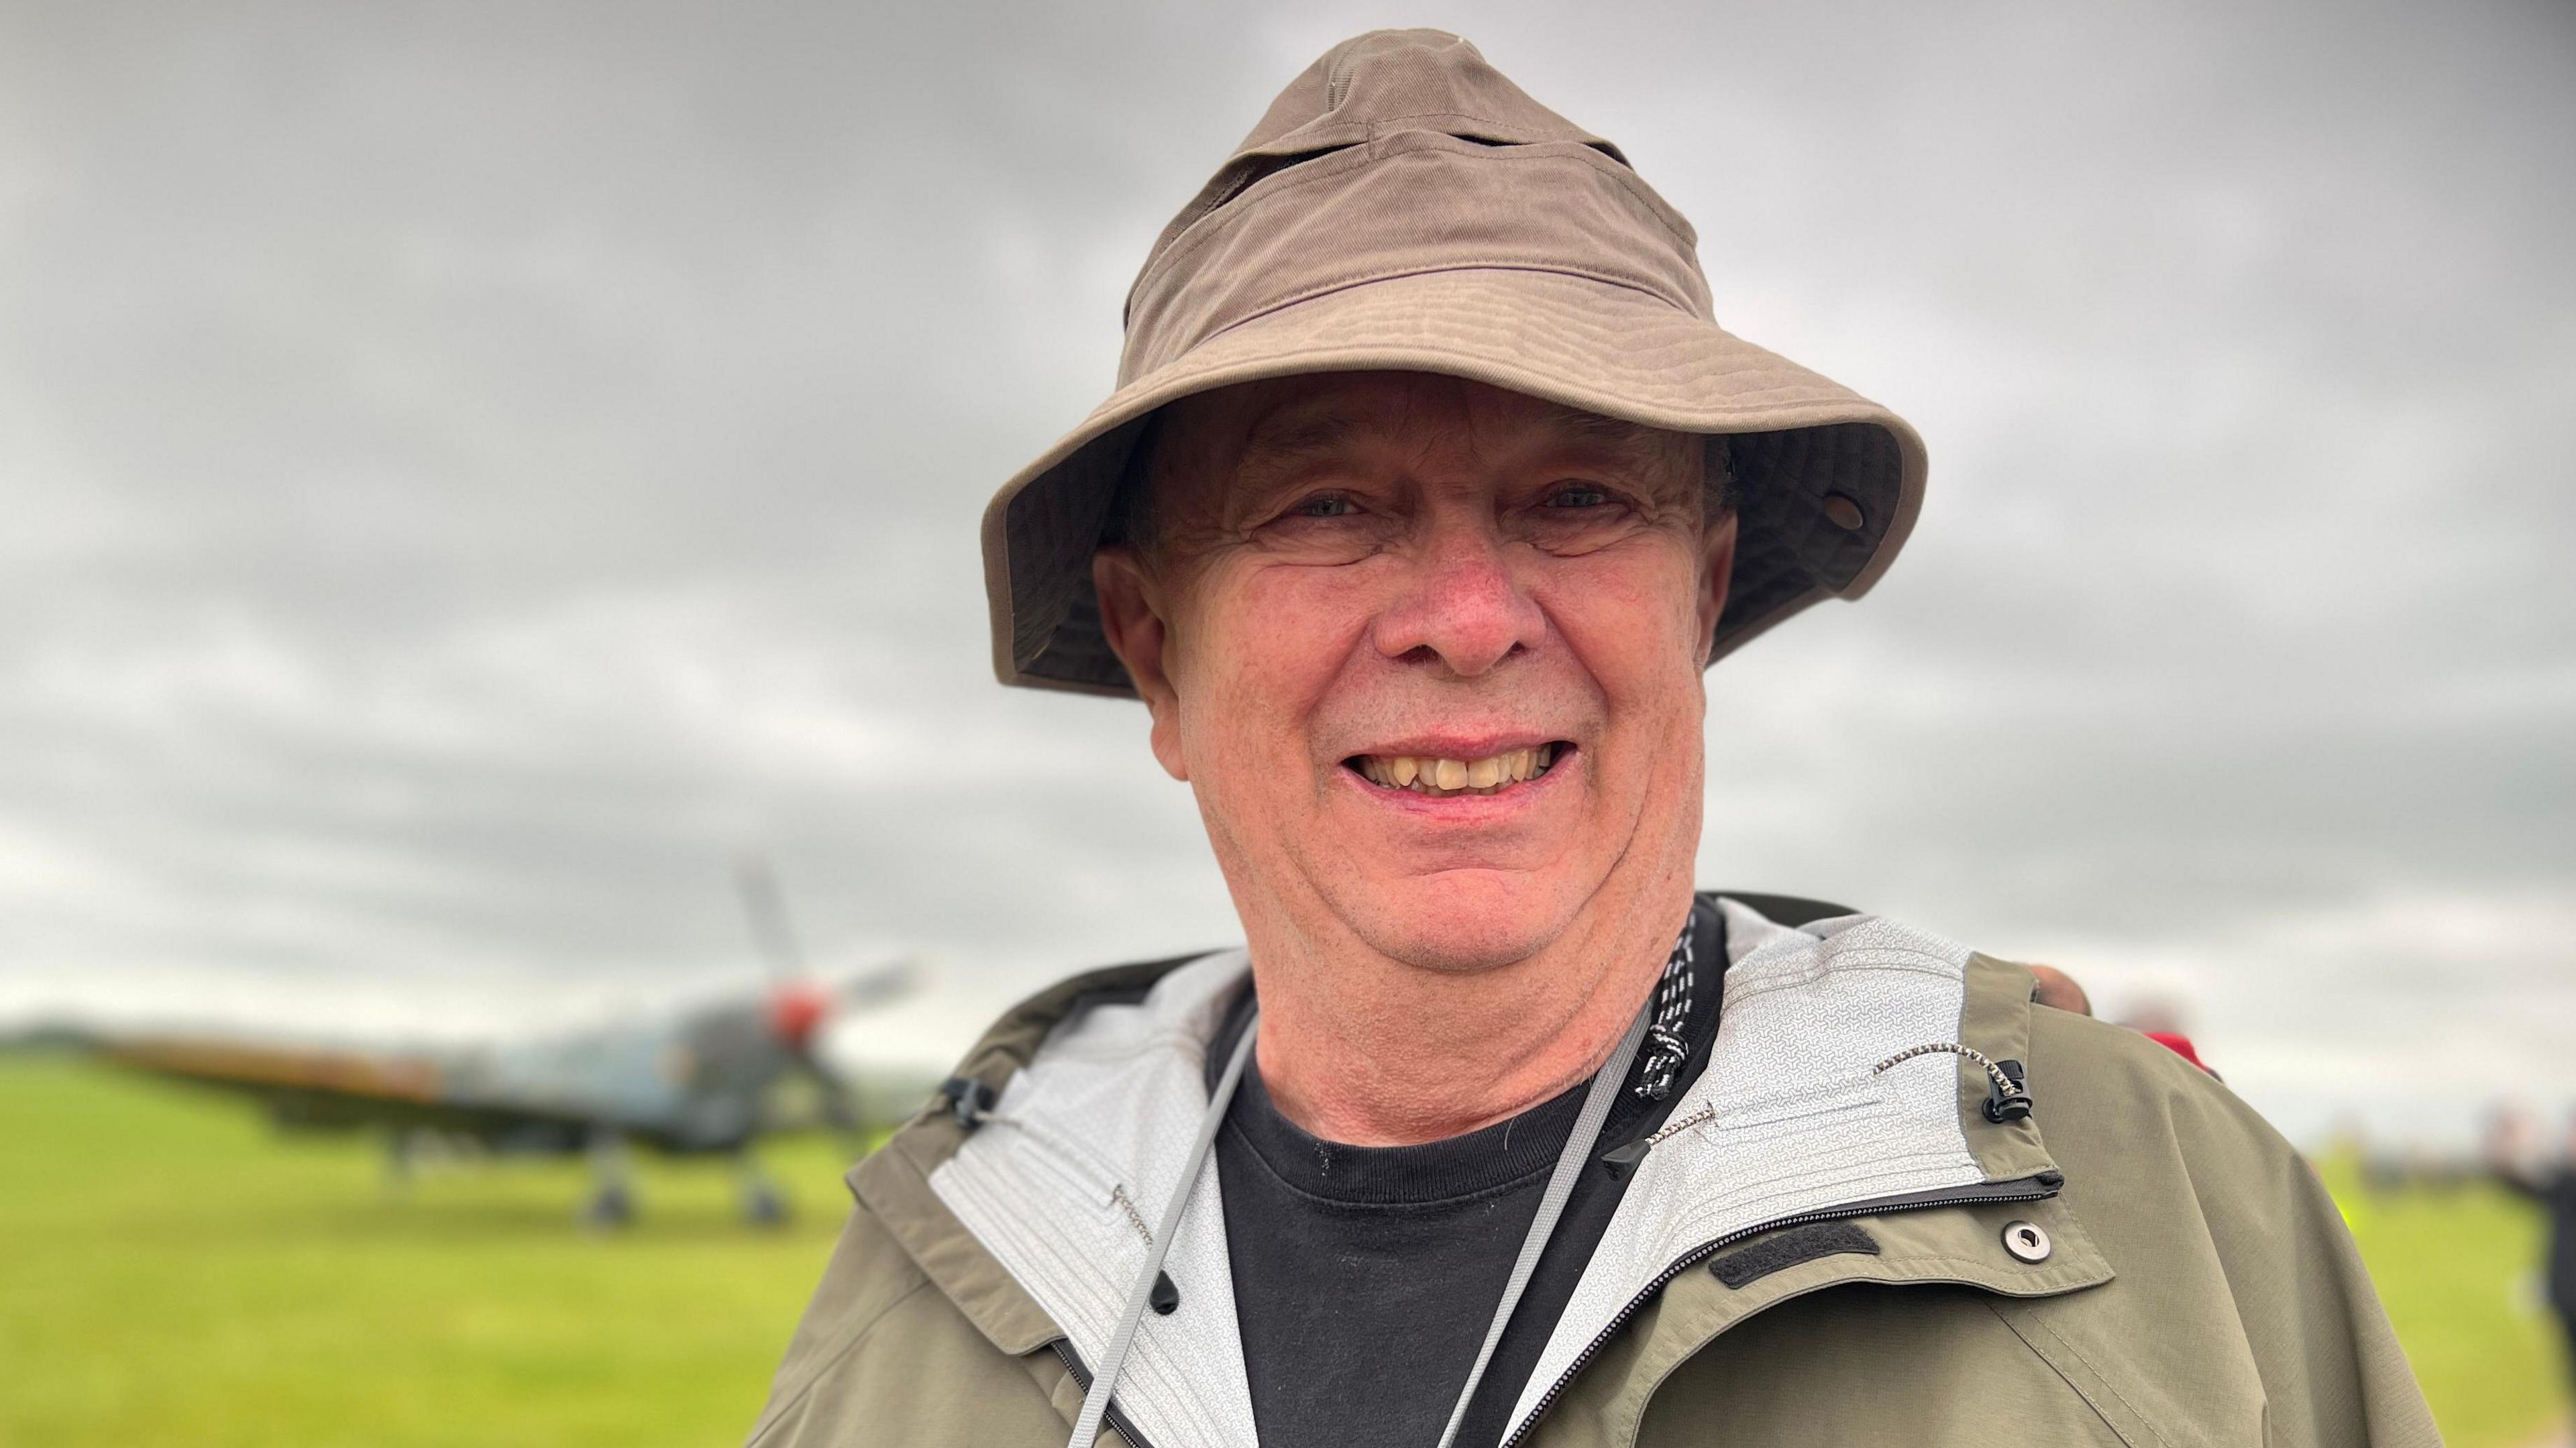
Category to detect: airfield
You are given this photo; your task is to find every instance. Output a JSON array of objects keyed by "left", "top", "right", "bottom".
[{"left": 3, "top": 1050, "right": 2566, "bottom": 1448}]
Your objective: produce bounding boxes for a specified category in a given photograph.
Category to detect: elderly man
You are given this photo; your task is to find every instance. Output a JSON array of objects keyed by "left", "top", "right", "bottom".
[{"left": 748, "top": 31, "right": 2436, "bottom": 1448}]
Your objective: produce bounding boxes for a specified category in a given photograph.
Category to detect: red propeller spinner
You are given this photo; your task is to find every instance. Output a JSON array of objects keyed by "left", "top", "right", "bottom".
[{"left": 767, "top": 979, "right": 833, "bottom": 1051}]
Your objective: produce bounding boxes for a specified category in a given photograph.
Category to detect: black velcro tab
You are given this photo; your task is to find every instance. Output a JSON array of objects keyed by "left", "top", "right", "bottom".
[{"left": 1707, "top": 1221, "right": 1880, "bottom": 1289}]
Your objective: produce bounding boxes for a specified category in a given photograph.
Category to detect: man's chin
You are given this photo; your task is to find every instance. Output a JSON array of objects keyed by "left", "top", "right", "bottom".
[{"left": 1330, "top": 873, "right": 1580, "bottom": 975}]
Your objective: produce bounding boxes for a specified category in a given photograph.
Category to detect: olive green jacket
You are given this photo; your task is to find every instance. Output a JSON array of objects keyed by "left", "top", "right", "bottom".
[{"left": 747, "top": 901, "right": 2437, "bottom": 1447}]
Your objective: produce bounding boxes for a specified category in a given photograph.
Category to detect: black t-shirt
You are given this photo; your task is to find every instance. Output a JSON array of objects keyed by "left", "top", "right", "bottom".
[{"left": 1208, "top": 899, "right": 1727, "bottom": 1448}]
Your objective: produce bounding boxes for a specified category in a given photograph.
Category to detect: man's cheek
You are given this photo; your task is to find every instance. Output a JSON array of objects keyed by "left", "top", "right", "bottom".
[
  {"left": 1242, "top": 574, "right": 1377, "bottom": 687},
  {"left": 1552, "top": 600, "right": 1690, "bottom": 710},
  {"left": 1550, "top": 546, "right": 1700, "bottom": 645}
]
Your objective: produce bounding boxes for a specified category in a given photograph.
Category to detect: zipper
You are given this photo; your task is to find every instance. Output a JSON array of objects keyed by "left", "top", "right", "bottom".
[
  {"left": 1051, "top": 1339, "right": 1157, "bottom": 1448},
  {"left": 1494, "top": 1173, "right": 2063, "bottom": 1448}
]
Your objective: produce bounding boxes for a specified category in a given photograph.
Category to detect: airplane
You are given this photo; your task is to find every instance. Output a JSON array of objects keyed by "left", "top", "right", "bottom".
[{"left": 80, "top": 858, "right": 916, "bottom": 1228}]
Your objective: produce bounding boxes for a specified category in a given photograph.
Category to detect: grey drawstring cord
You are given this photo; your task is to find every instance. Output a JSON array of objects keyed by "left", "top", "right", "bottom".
[
  {"left": 1065, "top": 1007, "right": 1260, "bottom": 1448},
  {"left": 1433, "top": 999, "right": 1652, "bottom": 1448}
]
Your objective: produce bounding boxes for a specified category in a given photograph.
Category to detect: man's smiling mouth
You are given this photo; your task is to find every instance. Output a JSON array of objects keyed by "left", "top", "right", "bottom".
[{"left": 1346, "top": 743, "right": 1568, "bottom": 797}]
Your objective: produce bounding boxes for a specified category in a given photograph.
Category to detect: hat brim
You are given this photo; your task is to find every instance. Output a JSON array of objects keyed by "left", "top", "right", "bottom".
[{"left": 983, "top": 266, "right": 1927, "bottom": 696}]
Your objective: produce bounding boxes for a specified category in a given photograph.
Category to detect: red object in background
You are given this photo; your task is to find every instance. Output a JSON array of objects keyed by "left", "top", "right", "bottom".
[
  {"left": 767, "top": 981, "right": 832, "bottom": 1049},
  {"left": 2143, "top": 1031, "right": 2213, "bottom": 1074}
]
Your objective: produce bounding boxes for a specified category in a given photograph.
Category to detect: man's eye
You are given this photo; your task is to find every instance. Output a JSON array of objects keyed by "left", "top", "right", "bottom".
[
  {"left": 1545, "top": 484, "right": 1611, "bottom": 508},
  {"left": 1293, "top": 495, "right": 1358, "bottom": 518}
]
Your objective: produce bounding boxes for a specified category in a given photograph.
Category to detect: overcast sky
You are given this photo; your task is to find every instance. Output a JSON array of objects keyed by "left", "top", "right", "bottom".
[{"left": 3, "top": 0, "right": 2569, "bottom": 1145}]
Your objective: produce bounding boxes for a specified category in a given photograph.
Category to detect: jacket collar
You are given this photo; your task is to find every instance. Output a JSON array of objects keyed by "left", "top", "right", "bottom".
[
  {"left": 848, "top": 954, "right": 1191, "bottom": 1359},
  {"left": 1493, "top": 909, "right": 2111, "bottom": 1443},
  {"left": 861, "top": 903, "right": 2110, "bottom": 1448}
]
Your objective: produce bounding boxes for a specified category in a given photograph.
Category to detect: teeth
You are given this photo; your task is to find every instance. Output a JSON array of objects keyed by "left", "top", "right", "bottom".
[{"left": 1356, "top": 744, "right": 1564, "bottom": 797}]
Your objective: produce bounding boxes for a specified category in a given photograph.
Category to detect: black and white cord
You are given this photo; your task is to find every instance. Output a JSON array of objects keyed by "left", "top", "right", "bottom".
[{"left": 1632, "top": 920, "right": 1695, "bottom": 1101}]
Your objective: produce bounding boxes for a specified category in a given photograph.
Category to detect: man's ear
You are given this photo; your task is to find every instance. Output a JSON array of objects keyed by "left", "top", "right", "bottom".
[
  {"left": 1694, "top": 509, "right": 1740, "bottom": 667},
  {"left": 1091, "top": 546, "right": 1190, "bottom": 781}
]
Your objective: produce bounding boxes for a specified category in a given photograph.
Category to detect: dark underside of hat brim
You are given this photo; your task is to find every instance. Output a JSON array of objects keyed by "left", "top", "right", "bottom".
[{"left": 983, "top": 267, "right": 1927, "bottom": 697}]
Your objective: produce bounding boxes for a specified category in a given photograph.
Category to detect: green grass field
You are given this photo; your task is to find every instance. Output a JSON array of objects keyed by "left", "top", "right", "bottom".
[
  {"left": 2322, "top": 1151, "right": 2569, "bottom": 1447},
  {"left": 1, "top": 1052, "right": 2565, "bottom": 1447},
  {"left": 0, "top": 1053, "right": 848, "bottom": 1447}
]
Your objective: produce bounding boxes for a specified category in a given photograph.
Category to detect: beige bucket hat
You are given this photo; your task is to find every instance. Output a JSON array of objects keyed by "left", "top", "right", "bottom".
[{"left": 982, "top": 29, "right": 1927, "bottom": 696}]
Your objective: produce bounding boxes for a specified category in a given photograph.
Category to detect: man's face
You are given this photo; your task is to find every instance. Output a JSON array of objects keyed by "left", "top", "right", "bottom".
[{"left": 1093, "top": 372, "right": 1734, "bottom": 974}]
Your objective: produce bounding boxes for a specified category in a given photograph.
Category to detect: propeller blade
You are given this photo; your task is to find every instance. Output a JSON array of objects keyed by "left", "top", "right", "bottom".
[
  {"left": 789, "top": 1041, "right": 861, "bottom": 1135},
  {"left": 733, "top": 853, "right": 808, "bottom": 982},
  {"left": 833, "top": 957, "right": 916, "bottom": 1014}
]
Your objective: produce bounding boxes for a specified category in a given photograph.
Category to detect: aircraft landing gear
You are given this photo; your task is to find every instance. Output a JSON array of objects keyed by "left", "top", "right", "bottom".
[
  {"left": 741, "top": 1180, "right": 789, "bottom": 1227},
  {"left": 581, "top": 1181, "right": 637, "bottom": 1229},
  {"left": 383, "top": 1129, "right": 419, "bottom": 1190},
  {"left": 580, "top": 1126, "right": 637, "bottom": 1230},
  {"left": 735, "top": 1151, "right": 790, "bottom": 1227}
]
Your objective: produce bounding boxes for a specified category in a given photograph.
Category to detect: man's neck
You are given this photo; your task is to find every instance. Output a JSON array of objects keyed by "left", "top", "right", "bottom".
[{"left": 1240, "top": 883, "right": 1694, "bottom": 1147}]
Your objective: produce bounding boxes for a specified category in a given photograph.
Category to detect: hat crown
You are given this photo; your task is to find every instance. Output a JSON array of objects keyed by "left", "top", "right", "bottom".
[
  {"left": 1236, "top": 29, "right": 1619, "bottom": 165},
  {"left": 1133, "top": 30, "right": 1649, "bottom": 313},
  {"left": 1120, "top": 32, "right": 1709, "bottom": 387}
]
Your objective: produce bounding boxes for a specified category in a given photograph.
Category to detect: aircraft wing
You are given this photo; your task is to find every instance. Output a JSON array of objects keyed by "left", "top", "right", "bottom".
[{"left": 93, "top": 1033, "right": 605, "bottom": 1139}]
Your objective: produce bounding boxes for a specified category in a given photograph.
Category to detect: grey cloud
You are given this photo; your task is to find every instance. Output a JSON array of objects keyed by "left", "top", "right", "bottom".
[{"left": 2, "top": 0, "right": 2569, "bottom": 1146}]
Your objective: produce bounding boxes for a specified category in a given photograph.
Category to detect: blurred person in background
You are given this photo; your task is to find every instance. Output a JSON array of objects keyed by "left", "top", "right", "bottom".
[
  {"left": 2489, "top": 1107, "right": 2576, "bottom": 1398},
  {"left": 745, "top": 31, "right": 2436, "bottom": 1448},
  {"left": 2118, "top": 995, "right": 2221, "bottom": 1078}
]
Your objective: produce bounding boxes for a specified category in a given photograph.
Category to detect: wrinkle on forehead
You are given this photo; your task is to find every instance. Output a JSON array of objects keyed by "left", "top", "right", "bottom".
[{"left": 1234, "top": 376, "right": 1680, "bottom": 478}]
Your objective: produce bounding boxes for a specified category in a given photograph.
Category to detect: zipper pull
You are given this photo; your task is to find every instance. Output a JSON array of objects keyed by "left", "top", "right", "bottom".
[
  {"left": 1599, "top": 1137, "right": 1652, "bottom": 1176},
  {"left": 1599, "top": 1101, "right": 1715, "bottom": 1176}
]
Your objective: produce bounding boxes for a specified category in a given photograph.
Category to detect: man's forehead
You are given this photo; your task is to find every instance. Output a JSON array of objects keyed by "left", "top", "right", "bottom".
[{"left": 1191, "top": 372, "right": 1686, "bottom": 471}]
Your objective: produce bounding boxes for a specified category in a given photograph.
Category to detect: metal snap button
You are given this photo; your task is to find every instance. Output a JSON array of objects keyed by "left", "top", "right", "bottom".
[{"left": 2000, "top": 1219, "right": 2052, "bottom": 1263}]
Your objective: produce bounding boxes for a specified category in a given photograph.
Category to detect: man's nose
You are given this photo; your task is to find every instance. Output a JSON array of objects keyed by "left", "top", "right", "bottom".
[{"left": 1370, "top": 519, "right": 1546, "bottom": 677}]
